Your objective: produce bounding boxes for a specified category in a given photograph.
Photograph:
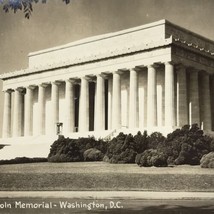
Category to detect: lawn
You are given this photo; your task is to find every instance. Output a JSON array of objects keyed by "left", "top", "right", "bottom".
[{"left": 0, "top": 162, "right": 213, "bottom": 191}]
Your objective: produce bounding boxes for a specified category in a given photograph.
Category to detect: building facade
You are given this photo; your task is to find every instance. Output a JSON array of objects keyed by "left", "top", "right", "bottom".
[{"left": 1, "top": 20, "right": 214, "bottom": 142}]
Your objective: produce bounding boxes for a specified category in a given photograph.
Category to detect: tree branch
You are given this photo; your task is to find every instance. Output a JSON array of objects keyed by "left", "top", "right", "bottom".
[{"left": 1, "top": 0, "right": 71, "bottom": 19}]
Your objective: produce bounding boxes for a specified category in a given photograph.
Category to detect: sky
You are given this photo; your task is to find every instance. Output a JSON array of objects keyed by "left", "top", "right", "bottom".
[{"left": 0, "top": 0, "right": 214, "bottom": 136}]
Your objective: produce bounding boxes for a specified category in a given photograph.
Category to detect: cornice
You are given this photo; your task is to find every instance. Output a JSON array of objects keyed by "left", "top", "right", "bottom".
[{"left": 172, "top": 37, "right": 214, "bottom": 59}]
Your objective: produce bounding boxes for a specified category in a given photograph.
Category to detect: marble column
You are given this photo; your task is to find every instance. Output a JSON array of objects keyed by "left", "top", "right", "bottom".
[
  {"left": 2, "top": 89, "right": 12, "bottom": 138},
  {"left": 211, "top": 75, "right": 214, "bottom": 130},
  {"left": 200, "top": 73, "right": 212, "bottom": 130},
  {"left": 108, "top": 77, "right": 113, "bottom": 130},
  {"left": 95, "top": 74, "right": 105, "bottom": 131},
  {"left": 112, "top": 71, "right": 121, "bottom": 129},
  {"left": 79, "top": 77, "right": 89, "bottom": 132},
  {"left": 165, "top": 62, "right": 175, "bottom": 127},
  {"left": 188, "top": 69, "right": 200, "bottom": 126},
  {"left": 24, "top": 86, "right": 34, "bottom": 136},
  {"left": 65, "top": 79, "right": 75, "bottom": 134},
  {"left": 13, "top": 88, "right": 24, "bottom": 137},
  {"left": 38, "top": 84, "right": 47, "bottom": 135},
  {"left": 147, "top": 65, "right": 157, "bottom": 127},
  {"left": 129, "top": 68, "right": 138, "bottom": 128},
  {"left": 51, "top": 81, "right": 60, "bottom": 133},
  {"left": 176, "top": 65, "right": 188, "bottom": 127}
]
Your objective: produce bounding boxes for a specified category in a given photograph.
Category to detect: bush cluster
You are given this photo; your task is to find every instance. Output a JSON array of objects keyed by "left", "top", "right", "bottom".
[
  {"left": 47, "top": 124, "right": 214, "bottom": 167},
  {"left": 0, "top": 157, "right": 47, "bottom": 165},
  {"left": 2, "top": 124, "right": 213, "bottom": 166},
  {"left": 104, "top": 133, "right": 136, "bottom": 163},
  {"left": 157, "top": 124, "right": 214, "bottom": 165},
  {"left": 104, "top": 131, "right": 165, "bottom": 164},
  {"left": 83, "top": 148, "right": 104, "bottom": 161},
  {"left": 105, "top": 124, "right": 214, "bottom": 166},
  {"left": 48, "top": 135, "right": 107, "bottom": 162},
  {"left": 135, "top": 149, "right": 167, "bottom": 167},
  {"left": 200, "top": 152, "right": 214, "bottom": 168}
]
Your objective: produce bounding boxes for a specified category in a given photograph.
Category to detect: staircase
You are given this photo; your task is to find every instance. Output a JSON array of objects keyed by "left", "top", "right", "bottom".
[{"left": 0, "top": 135, "right": 57, "bottom": 160}]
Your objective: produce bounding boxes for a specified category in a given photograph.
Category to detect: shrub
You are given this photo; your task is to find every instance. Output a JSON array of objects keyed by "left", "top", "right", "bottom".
[
  {"left": 0, "top": 157, "right": 47, "bottom": 165},
  {"left": 134, "top": 131, "right": 148, "bottom": 153},
  {"left": 200, "top": 152, "right": 214, "bottom": 168},
  {"left": 48, "top": 137, "right": 82, "bottom": 162},
  {"left": 48, "top": 136, "right": 108, "bottom": 162},
  {"left": 103, "top": 155, "right": 110, "bottom": 162},
  {"left": 147, "top": 132, "right": 165, "bottom": 149},
  {"left": 83, "top": 148, "right": 104, "bottom": 161},
  {"left": 105, "top": 131, "right": 165, "bottom": 164},
  {"left": 135, "top": 124, "right": 214, "bottom": 167},
  {"left": 158, "top": 124, "right": 214, "bottom": 165},
  {"left": 105, "top": 133, "right": 137, "bottom": 163},
  {"left": 135, "top": 149, "right": 167, "bottom": 167}
]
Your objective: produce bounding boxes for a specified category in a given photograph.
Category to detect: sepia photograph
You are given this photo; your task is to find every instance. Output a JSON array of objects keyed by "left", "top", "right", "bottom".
[{"left": 0, "top": 0, "right": 214, "bottom": 213}]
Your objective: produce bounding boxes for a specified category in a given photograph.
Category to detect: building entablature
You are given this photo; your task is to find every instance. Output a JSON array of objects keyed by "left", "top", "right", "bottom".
[
  {"left": 2, "top": 54, "right": 214, "bottom": 91},
  {"left": 0, "top": 37, "right": 173, "bottom": 80}
]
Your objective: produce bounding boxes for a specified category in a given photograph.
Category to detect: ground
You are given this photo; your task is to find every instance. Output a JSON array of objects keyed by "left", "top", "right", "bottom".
[
  {"left": 0, "top": 162, "right": 214, "bottom": 213},
  {"left": 0, "top": 162, "right": 214, "bottom": 191}
]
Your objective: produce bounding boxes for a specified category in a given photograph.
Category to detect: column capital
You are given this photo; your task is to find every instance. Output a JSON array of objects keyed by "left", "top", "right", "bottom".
[
  {"left": 129, "top": 68, "right": 138, "bottom": 74},
  {"left": 15, "top": 87, "right": 25, "bottom": 92},
  {"left": 188, "top": 67, "right": 199, "bottom": 74},
  {"left": 81, "top": 76, "right": 89, "bottom": 81},
  {"left": 3, "top": 89, "right": 13, "bottom": 93},
  {"left": 164, "top": 61, "right": 175, "bottom": 65},
  {"left": 69, "top": 77, "right": 81, "bottom": 85},
  {"left": 175, "top": 63, "right": 186, "bottom": 70},
  {"left": 65, "top": 79, "right": 75, "bottom": 84},
  {"left": 147, "top": 64, "right": 158, "bottom": 69},
  {"left": 127, "top": 67, "right": 139, "bottom": 72},
  {"left": 51, "top": 80, "right": 62, "bottom": 86},
  {"left": 97, "top": 73, "right": 108, "bottom": 79},
  {"left": 201, "top": 71, "right": 210, "bottom": 77},
  {"left": 39, "top": 83, "right": 49, "bottom": 88},
  {"left": 96, "top": 73, "right": 103, "bottom": 77},
  {"left": 113, "top": 70, "right": 123, "bottom": 75},
  {"left": 101, "top": 71, "right": 112, "bottom": 78},
  {"left": 85, "top": 75, "right": 96, "bottom": 82},
  {"left": 26, "top": 85, "right": 36, "bottom": 90},
  {"left": 15, "top": 87, "right": 26, "bottom": 95}
]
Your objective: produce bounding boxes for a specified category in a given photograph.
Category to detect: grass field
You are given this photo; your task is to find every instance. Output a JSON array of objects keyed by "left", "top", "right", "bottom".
[{"left": 0, "top": 162, "right": 214, "bottom": 191}]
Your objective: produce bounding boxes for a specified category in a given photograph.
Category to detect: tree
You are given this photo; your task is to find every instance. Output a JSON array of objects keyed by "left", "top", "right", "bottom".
[{"left": 0, "top": 0, "right": 70, "bottom": 19}]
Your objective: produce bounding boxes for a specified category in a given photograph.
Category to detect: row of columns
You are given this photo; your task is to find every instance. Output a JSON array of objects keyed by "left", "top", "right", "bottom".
[
  {"left": 2, "top": 74, "right": 107, "bottom": 138},
  {"left": 177, "top": 67, "right": 212, "bottom": 130},
  {"left": 2, "top": 61, "right": 213, "bottom": 138}
]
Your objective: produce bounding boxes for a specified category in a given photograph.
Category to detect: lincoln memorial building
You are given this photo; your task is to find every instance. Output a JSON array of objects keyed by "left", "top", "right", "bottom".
[{"left": 1, "top": 19, "right": 214, "bottom": 147}]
